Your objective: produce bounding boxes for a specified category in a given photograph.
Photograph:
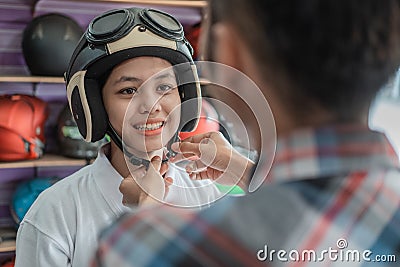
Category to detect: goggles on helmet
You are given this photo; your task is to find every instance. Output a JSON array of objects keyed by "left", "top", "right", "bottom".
[
  {"left": 66, "top": 7, "right": 194, "bottom": 80},
  {"left": 86, "top": 8, "right": 189, "bottom": 45}
]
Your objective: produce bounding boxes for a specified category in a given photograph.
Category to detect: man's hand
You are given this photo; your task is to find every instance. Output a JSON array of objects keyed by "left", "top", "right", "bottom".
[{"left": 171, "top": 131, "right": 254, "bottom": 191}]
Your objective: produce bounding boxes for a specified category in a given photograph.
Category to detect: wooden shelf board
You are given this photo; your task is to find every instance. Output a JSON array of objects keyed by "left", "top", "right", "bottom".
[
  {"left": 0, "top": 154, "right": 89, "bottom": 169},
  {"left": 0, "top": 228, "right": 16, "bottom": 253},
  {"left": 0, "top": 76, "right": 65, "bottom": 84},
  {"left": 73, "top": 0, "right": 207, "bottom": 8},
  {"left": 0, "top": 240, "right": 15, "bottom": 253}
]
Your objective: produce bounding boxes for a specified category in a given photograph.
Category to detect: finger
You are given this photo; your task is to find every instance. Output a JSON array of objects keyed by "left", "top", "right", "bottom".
[
  {"left": 180, "top": 131, "right": 216, "bottom": 144},
  {"left": 171, "top": 131, "right": 226, "bottom": 154},
  {"left": 122, "top": 193, "right": 137, "bottom": 207},
  {"left": 164, "top": 186, "right": 169, "bottom": 198},
  {"left": 188, "top": 172, "right": 196, "bottom": 180},
  {"left": 207, "top": 168, "right": 223, "bottom": 180},
  {"left": 170, "top": 153, "right": 200, "bottom": 163},
  {"left": 119, "top": 175, "right": 135, "bottom": 192},
  {"left": 164, "top": 177, "right": 173, "bottom": 198},
  {"left": 199, "top": 138, "right": 218, "bottom": 167},
  {"left": 189, "top": 171, "right": 208, "bottom": 181},
  {"left": 165, "top": 177, "right": 173, "bottom": 185},
  {"left": 126, "top": 166, "right": 146, "bottom": 182},
  {"left": 122, "top": 174, "right": 135, "bottom": 182},
  {"left": 169, "top": 153, "right": 184, "bottom": 163},
  {"left": 136, "top": 157, "right": 165, "bottom": 200},
  {"left": 122, "top": 196, "right": 129, "bottom": 206},
  {"left": 119, "top": 176, "right": 140, "bottom": 205},
  {"left": 171, "top": 142, "right": 180, "bottom": 152},
  {"left": 194, "top": 169, "right": 209, "bottom": 180},
  {"left": 160, "top": 162, "right": 169, "bottom": 176},
  {"left": 171, "top": 142, "right": 201, "bottom": 156},
  {"left": 149, "top": 156, "right": 162, "bottom": 172},
  {"left": 119, "top": 180, "right": 136, "bottom": 195},
  {"left": 189, "top": 167, "right": 224, "bottom": 181},
  {"left": 185, "top": 160, "right": 207, "bottom": 174}
]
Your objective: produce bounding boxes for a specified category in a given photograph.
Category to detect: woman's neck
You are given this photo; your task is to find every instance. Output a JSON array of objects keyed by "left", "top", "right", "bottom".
[{"left": 108, "top": 141, "right": 130, "bottom": 177}]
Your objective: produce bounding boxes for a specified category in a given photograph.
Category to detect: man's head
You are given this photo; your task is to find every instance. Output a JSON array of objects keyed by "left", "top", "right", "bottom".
[
  {"left": 65, "top": 7, "right": 201, "bottom": 150},
  {"left": 207, "top": 0, "right": 400, "bottom": 132}
]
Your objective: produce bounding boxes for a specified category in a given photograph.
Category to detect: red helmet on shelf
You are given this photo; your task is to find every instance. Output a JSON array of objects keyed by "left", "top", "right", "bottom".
[
  {"left": 1, "top": 260, "right": 14, "bottom": 267},
  {"left": 179, "top": 99, "right": 220, "bottom": 140},
  {"left": 0, "top": 94, "right": 48, "bottom": 161}
]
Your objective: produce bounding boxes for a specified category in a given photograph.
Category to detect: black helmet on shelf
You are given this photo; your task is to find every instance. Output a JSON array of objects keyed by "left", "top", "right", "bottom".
[
  {"left": 64, "top": 7, "right": 201, "bottom": 145},
  {"left": 57, "top": 104, "right": 107, "bottom": 159},
  {"left": 22, "top": 13, "right": 84, "bottom": 76}
]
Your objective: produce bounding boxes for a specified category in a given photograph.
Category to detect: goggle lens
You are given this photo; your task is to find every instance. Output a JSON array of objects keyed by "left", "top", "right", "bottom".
[
  {"left": 146, "top": 9, "right": 181, "bottom": 31},
  {"left": 140, "top": 9, "right": 184, "bottom": 40},
  {"left": 92, "top": 12, "right": 127, "bottom": 36},
  {"left": 87, "top": 9, "right": 134, "bottom": 44}
]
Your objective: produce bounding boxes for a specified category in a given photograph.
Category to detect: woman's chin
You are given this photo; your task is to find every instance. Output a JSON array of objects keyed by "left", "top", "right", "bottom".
[
  {"left": 124, "top": 133, "right": 175, "bottom": 156},
  {"left": 146, "top": 141, "right": 175, "bottom": 156}
]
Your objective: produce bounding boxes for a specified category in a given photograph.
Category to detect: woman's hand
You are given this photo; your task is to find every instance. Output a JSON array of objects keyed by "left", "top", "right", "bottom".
[
  {"left": 119, "top": 156, "right": 173, "bottom": 207},
  {"left": 171, "top": 131, "right": 254, "bottom": 191}
]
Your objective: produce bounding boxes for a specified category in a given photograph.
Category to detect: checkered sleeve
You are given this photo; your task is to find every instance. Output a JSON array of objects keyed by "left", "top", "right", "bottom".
[{"left": 93, "top": 198, "right": 268, "bottom": 267}]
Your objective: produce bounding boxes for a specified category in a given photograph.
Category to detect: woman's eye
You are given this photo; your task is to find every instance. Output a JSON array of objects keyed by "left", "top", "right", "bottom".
[
  {"left": 157, "top": 84, "right": 174, "bottom": 93},
  {"left": 120, "top": 87, "right": 137, "bottom": 95}
]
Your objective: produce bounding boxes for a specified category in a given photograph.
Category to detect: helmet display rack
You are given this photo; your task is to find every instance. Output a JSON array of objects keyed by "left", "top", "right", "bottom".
[{"left": 0, "top": 1, "right": 206, "bottom": 260}]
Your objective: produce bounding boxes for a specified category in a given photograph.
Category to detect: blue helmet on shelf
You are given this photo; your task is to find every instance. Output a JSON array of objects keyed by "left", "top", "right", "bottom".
[{"left": 11, "top": 177, "right": 60, "bottom": 225}]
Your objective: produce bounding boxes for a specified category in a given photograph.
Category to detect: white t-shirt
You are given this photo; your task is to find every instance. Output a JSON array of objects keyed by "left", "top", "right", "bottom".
[{"left": 15, "top": 145, "right": 223, "bottom": 267}]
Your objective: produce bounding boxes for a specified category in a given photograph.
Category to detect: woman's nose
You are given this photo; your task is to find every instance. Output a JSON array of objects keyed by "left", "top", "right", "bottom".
[{"left": 138, "top": 90, "right": 162, "bottom": 114}]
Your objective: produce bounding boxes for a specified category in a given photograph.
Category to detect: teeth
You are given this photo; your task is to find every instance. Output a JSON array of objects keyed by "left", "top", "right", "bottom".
[{"left": 135, "top": 122, "right": 164, "bottom": 131}]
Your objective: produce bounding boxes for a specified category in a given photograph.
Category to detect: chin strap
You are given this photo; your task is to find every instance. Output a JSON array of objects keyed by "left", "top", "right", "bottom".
[{"left": 106, "top": 122, "right": 178, "bottom": 169}]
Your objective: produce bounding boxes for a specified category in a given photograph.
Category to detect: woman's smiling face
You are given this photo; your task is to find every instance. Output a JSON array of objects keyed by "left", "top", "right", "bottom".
[{"left": 102, "top": 56, "right": 181, "bottom": 155}]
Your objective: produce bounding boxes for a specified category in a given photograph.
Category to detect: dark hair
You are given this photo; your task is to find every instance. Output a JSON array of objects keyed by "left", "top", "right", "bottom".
[{"left": 209, "top": 0, "right": 400, "bottom": 121}]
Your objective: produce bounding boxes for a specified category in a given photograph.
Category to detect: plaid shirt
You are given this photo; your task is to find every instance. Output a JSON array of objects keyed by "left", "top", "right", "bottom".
[{"left": 93, "top": 125, "right": 400, "bottom": 267}]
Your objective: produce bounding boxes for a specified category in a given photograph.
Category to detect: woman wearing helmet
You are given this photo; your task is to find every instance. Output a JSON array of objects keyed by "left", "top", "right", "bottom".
[{"left": 15, "top": 7, "right": 223, "bottom": 267}]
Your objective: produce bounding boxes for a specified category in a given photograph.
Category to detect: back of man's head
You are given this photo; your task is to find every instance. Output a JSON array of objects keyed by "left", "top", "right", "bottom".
[{"left": 209, "top": 0, "right": 400, "bottom": 122}]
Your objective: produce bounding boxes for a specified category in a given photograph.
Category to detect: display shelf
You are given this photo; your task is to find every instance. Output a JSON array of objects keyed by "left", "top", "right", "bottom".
[
  {"left": 0, "top": 76, "right": 64, "bottom": 84},
  {"left": 0, "top": 240, "right": 15, "bottom": 253},
  {"left": 0, "top": 228, "right": 16, "bottom": 253},
  {"left": 72, "top": 0, "right": 207, "bottom": 8},
  {"left": 0, "top": 154, "right": 89, "bottom": 169}
]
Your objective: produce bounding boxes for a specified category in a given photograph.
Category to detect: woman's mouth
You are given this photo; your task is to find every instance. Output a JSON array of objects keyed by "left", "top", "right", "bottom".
[
  {"left": 134, "top": 121, "right": 164, "bottom": 131},
  {"left": 133, "top": 121, "right": 165, "bottom": 136}
]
